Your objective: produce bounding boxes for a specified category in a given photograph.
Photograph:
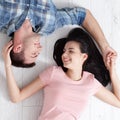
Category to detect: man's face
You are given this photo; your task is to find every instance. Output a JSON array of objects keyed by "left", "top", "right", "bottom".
[{"left": 23, "top": 34, "right": 42, "bottom": 64}]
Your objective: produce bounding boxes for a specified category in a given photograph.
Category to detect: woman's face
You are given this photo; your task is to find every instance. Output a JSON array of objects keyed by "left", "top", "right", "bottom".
[{"left": 62, "top": 41, "right": 88, "bottom": 69}]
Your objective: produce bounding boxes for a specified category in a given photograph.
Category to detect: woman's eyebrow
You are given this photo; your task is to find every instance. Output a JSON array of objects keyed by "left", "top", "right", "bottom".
[{"left": 68, "top": 48, "right": 74, "bottom": 50}]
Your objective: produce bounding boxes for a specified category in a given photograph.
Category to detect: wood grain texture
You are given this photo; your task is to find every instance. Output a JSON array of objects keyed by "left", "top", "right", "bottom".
[{"left": 0, "top": 0, "right": 120, "bottom": 120}]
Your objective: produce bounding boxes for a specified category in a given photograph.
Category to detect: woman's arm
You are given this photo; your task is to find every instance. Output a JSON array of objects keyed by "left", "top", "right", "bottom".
[
  {"left": 107, "top": 56, "right": 120, "bottom": 101},
  {"left": 95, "top": 86, "right": 120, "bottom": 108},
  {"left": 95, "top": 55, "right": 120, "bottom": 108},
  {"left": 2, "top": 41, "right": 45, "bottom": 103}
]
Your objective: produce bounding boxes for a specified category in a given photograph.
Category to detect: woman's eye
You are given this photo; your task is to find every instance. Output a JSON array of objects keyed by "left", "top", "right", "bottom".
[{"left": 69, "top": 50, "right": 74, "bottom": 53}]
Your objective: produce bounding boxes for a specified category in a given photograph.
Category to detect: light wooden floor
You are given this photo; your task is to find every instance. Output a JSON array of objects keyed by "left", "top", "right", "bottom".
[{"left": 0, "top": 0, "right": 120, "bottom": 120}]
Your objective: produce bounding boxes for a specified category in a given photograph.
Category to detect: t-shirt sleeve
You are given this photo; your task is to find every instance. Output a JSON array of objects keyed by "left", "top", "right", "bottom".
[
  {"left": 91, "top": 77, "right": 103, "bottom": 95},
  {"left": 39, "top": 66, "right": 54, "bottom": 86}
]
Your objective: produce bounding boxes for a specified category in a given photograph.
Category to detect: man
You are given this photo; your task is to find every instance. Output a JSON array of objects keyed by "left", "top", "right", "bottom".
[{"left": 0, "top": 0, "right": 117, "bottom": 67}]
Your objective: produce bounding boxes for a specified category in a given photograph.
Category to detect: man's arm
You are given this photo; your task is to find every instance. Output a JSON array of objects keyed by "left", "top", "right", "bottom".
[{"left": 82, "top": 9, "right": 117, "bottom": 63}]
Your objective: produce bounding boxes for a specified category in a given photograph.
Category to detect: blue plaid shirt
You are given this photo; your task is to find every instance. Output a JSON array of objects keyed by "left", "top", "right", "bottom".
[{"left": 0, "top": 0, "right": 86, "bottom": 36}]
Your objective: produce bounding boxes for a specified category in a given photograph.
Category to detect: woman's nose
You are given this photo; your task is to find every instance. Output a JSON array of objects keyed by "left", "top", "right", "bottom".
[{"left": 62, "top": 52, "right": 68, "bottom": 57}]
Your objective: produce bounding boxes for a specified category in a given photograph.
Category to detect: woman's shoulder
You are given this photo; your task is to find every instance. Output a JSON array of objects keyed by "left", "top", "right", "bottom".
[
  {"left": 83, "top": 71, "right": 102, "bottom": 86},
  {"left": 83, "top": 71, "right": 95, "bottom": 80},
  {"left": 46, "top": 65, "right": 62, "bottom": 72}
]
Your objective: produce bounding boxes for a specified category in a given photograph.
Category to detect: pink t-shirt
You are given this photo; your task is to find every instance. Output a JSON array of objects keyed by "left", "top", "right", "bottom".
[{"left": 38, "top": 66, "right": 102, "bottom": 120}]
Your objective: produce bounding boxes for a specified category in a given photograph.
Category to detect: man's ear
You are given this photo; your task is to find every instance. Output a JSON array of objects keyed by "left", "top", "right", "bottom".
[{"left": 13, "top": 44, "right": 22, "bottom": 53}]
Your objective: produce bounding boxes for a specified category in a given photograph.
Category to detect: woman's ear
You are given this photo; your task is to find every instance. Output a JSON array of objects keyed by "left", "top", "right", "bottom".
[
  {"left": 83, "top": 53, "right": 88, "bottom": 61},
  {"left": 13, "top": 44, "right": 22, "bottom": 53}
]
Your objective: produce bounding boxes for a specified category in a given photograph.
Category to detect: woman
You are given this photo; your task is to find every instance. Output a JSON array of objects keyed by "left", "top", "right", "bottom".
[{"left": 3, "top": 28, "right": 120, "bottom": 120}]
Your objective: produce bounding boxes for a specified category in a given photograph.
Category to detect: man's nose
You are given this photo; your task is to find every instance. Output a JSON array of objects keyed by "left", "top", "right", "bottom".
[{"left": 34, "top": 43, "right": 40, "bottom": 48}]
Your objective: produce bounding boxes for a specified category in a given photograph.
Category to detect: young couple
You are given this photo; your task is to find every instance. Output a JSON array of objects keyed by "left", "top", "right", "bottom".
[
  {"left": 2, "top": 28, "right": 120, "bottom": 120},
  {"left": 0, "top": 0, "right": 117, "bottom": 67}
]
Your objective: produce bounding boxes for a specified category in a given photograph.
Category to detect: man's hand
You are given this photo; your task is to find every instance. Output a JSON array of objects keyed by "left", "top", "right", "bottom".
[
  {"left": 102, "top": 46, "right": 117, "bottom": 67},
  {"left": 2, "top": 41, "right": 13, "bottom": 68}
]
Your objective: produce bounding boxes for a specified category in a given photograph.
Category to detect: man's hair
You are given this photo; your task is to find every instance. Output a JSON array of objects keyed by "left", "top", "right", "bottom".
[{"left": 10, "top": 49, "right": 35, "bottom": 68}]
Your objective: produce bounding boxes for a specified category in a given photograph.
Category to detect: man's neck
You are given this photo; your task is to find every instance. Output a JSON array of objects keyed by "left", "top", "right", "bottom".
[
  {"left": 13, "top": 19, "right": 33, "bottom": 45},
  {"left": 22, "top": 19, "right": 33, "bottom": 32}
]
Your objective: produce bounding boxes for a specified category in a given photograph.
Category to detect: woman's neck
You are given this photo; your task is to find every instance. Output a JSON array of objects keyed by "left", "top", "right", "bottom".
[{"left": 66, "top": 68, "right": 83, "bottom": 81}]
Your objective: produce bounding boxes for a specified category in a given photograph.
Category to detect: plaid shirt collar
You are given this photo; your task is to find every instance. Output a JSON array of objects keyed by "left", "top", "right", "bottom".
[{"left": 0, "top": 0, "right": 56, "bottom": 36}]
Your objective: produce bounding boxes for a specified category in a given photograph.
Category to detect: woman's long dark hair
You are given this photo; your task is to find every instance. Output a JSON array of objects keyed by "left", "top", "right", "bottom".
[{"left": 53, "top": 28, "right": 110, "bottom": 86}]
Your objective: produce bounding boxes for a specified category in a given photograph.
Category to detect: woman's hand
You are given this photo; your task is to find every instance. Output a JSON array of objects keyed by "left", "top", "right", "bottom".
[
  {"left": 2, "top": 41, "right": 13, "bottom": 67},
  {"left": 106, "top": 52, "right": 117, "bottom": 74},
  {"left": 102, "top": 46, "right": 117, "bottom": 68}
]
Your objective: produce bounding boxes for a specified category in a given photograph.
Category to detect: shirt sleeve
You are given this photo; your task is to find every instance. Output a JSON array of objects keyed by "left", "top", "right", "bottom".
[
  {"left": 55, "top": 7, "right": 86, "bottom": 29},
  {"left": 91, "top": 77, "right": 103, "bottom": 95},
  {"left": 39, "top": 66, "right": 54, "bottom": 86}
]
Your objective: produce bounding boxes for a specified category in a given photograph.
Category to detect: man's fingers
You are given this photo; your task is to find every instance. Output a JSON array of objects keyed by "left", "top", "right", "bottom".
[
  {"left": 8, "top": 45, "right": 13, "bottom": 53},
  {"left": 3, "top": 41, "right": 13, "bottom": 52},
  {"left": 6, "top": 41, "right": 13, "bottom": 50},
  {"left": 107, "top": 51, "right": 117, "bottom": 57},
  {"left": 2, "top": 41, "right": 13, "bottom": 58}
]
